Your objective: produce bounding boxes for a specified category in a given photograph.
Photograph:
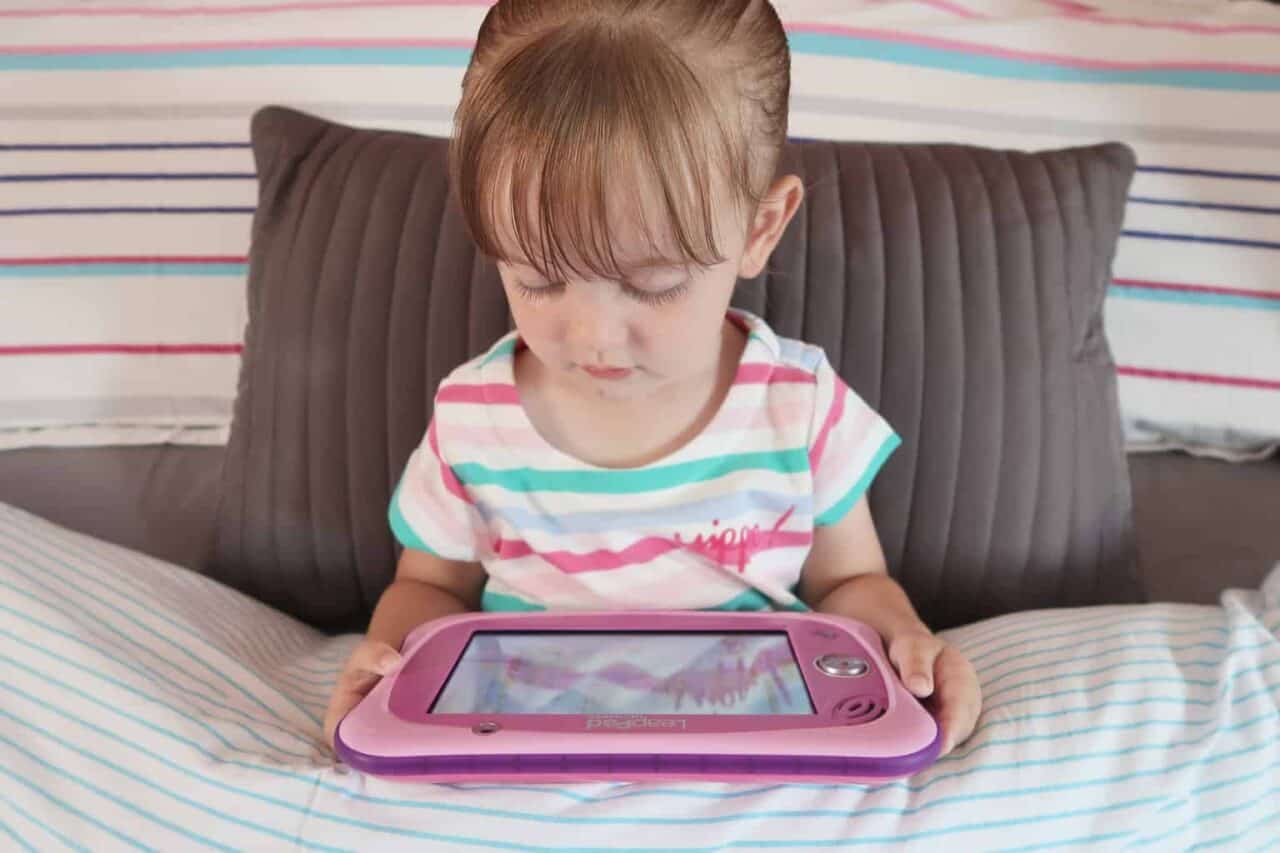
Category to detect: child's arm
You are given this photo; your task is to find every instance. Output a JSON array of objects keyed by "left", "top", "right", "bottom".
[
  {"left": 365, "top": 548, "right": 486, "bottom": 649},
  {"left": 797, "top": 497, "right": 982, "bottom": 755},
  {"left": 323, "top": 548, "right": 485, "bottom": 748},
  {"left": 797, "top": 497, "right": 927, "bottom": 642}
]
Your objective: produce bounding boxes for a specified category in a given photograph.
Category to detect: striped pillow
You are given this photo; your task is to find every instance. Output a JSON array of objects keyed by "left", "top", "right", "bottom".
[{"left": 1, "top": 0, "right": 1278, "bottom": 454}]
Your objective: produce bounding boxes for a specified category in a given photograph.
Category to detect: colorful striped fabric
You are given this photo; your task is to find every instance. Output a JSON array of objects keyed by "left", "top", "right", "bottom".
[
  {"left": 2, "top": 499, "right": 1277, "bottom": 849},
  {"left": 391, "top": 310, "right": 900, "bottom": 613},
  {"left": 1, "top": 0, "right": 1278, "bottom": 453}
]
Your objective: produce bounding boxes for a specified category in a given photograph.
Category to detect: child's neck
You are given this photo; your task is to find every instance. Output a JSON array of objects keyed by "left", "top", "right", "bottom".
[{"left": 516, "top": 318, "right": 746, "bottom": 469}]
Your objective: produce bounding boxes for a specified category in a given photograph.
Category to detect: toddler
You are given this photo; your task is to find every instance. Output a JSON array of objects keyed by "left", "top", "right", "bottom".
[{"left": 325, "top": 0, "right": 981, "bottom": 756}]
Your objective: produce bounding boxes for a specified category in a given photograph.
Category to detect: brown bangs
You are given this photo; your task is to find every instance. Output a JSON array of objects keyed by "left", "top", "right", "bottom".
[{"left": 450, "top": 19, "right": 760, "bottom": 283}]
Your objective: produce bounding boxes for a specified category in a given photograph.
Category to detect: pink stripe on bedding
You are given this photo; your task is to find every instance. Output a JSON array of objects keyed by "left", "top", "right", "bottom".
[
  {"left": 1118, "top": 366, "right": 1280, "bottom": 392},
  {"left": 0, "top": 0, "right": 486, "bottom": 17},
  {"left": 0, "top": 255, "right": 247, "bottom": 266},
  {"left": 1114, "top": 278, "right": 1280, "bottom": 302},
  {"left": 783, "top": 22, "right": 1280, "bottom": 74},
  {"left": 0, "top": 344, "right": 242, "bottom": 356},
  {"left": 0, "top": 38, "right": 475, "bottom": 55}
]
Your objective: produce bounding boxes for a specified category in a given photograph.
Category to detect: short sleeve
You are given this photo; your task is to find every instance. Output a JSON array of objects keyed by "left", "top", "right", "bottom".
[
  {"left": 809, "top": 355, "right": 901, "bottom": 527},
  {"left": 388, "top": 417, "right": 485, "bottom": 561}
]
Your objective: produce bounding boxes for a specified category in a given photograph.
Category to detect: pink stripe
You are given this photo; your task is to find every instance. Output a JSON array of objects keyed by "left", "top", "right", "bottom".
[
  {"left": 0, "top": 344, "right": 241, "bottom": 356},
  {"left": 1114, "top": 277, "right": 1280, "bottom": 302},
  {"left": 912, "top": 0, "right": 985, "bottom": 21},
  {"left": 1118, "top": 366, "right": 1280, "bottom": 392},
  {"left": 0, "top": 1, "right": 487, "bottom": 18},
  {"left": 437, "top": 383, "right": 520, "bottom": 405},
  {"left": 494, "top": 531, "right": 811, "bottom": 575},
  {"left": 784, "top": 22, "right": 1280, "bottom": 74},
  {"left": 808, "top": 382, "right": 846, "bottom": 471},
  {"left": 493, "top": 536, "right": 682, "bottom": 574},
  {"left": 735, "top": 363, "right": 817, "bottom": 385},
  {"left": 0, "top": 255, "right": 247, "bottom": 266},
  {"left": 427, "top": 419, "right": 473, "bottom": 505},
  {"left": 0, "top": 37, "right": 474, "bottom": 55},
  {"left": 1062, "top": 10, "right": 1280, "bottom": 37}
]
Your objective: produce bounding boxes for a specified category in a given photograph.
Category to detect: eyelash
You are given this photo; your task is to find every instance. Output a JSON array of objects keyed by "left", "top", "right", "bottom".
[{"left": 515, "top": 280, "right": 689, "bottom": 307}]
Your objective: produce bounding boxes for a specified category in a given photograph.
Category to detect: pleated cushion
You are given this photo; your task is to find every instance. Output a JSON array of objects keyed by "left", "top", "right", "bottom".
[{"left": 212, "top": 106, "right": 1141, "bottom": 633}]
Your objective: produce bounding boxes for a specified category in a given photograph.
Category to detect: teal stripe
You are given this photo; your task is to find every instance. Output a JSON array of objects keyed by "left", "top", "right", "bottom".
[
  {"left": 0, "top": 593, "right": 311, "bottom": 756},
  {"left": 387, "top": 481, "right": 442, "bottom": 556},
  {"left": 0, "top": 801, "right": 42, "bottom": 853},
  {"left": 0, "top": 715, "right": 318, "bottom": 852},
  {"left": 480, "top": 588, "right": 546, "bottom": 612},
  {"left": 479, "top": 336, "right": 518, "bottom": 367},
  {"left": 2, "top": 648, "right": 315, "bottom": 766},
  {"left": 1109, "top": 284, "right": 1280, "bottom": 312},
  {"left": 969, "top": 619, "right": 1244, "bottom": 667},
  {"left": 0, "top": 626, "right": 315, "bottom": 761},
  {"left": 0, "top": 757, "right": 146, "bottom": 851},
  {"left": 960, "top": 608, "right": 1225, "bottom": 656},
  {"left": 0, "top": 46, "right": 473, "bottom": 71},
  {"left": 4, "top": 40, "right": 1278, "bottom": 92},
  {"left": 0, "top": 536, "right": 319, "bottom": 727},
  {"left": 704, "top": 587, "right": 811, "bottom": 612},
  {"left": 455, "top": 448, "right": 810, "bottom": 495},
  {"left": 814, "top": 432, "right": 900, "bottom": 526},
  {"left": 0, "top": 262, "right": 246, "bottom": 278},
  {"left": 789, "top": 32, "right": 1280, "bottom": 92}
]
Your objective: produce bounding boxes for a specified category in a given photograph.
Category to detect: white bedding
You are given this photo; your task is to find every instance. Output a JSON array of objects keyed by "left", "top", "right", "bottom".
[{"left": 1, "top": 501, "right": 1277, "bottom": 851}]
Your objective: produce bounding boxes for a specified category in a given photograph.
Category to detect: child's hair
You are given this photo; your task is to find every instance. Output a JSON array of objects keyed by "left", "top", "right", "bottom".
[{"left": 450, "top": 0, "right": 790, "bottom": 283}]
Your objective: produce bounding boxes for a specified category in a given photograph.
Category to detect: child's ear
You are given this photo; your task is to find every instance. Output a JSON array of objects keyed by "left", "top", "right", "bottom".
[{"left": 737, "top": 174, "right": 805, "bottom": 280}]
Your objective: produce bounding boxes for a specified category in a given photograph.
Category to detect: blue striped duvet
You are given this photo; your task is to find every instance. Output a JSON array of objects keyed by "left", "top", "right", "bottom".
[{"left": 1, "top": 502, "right": 1277, "bottom": 851}]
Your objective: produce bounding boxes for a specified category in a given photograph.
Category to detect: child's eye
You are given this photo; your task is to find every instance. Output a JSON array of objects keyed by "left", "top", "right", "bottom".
[
  {"left": 515, "top": 281, "right": 565, "bottom": 302},
  {"left": 626, "top": 281, "right": 689, "bottom": 307}
]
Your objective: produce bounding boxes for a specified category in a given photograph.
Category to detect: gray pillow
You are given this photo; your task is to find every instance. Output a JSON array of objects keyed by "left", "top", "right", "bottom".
[{"left": 212, "top": 105, "right": 1142, "bottom": 633}]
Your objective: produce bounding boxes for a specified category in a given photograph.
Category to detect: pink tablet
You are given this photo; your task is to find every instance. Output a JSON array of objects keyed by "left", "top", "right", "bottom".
[{"left": 334, "top": 610, "right": 942, "bottom": 783}]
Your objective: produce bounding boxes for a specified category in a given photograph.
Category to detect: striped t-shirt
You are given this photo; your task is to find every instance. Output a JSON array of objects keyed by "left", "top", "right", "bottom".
[{"left": 389, "top": 309, "right": 900, "bottom": 613}]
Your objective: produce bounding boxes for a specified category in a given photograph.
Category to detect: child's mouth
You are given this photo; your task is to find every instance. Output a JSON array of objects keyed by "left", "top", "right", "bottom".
[{"left": 582, "top": 365, "right": 633, "bottom": 380}]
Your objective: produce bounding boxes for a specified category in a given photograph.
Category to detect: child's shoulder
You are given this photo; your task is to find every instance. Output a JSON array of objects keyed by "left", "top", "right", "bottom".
[
  {"left": 739, "top": 310, "right": 835, "bottom": 384},
  {"left": 432, "top": 330, "right": 520, "bottom": 400}
]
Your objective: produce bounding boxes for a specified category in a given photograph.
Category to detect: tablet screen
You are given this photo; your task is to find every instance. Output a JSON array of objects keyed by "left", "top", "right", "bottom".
[{"left": 429, "top": 632, "right": 814, "bottom": 715}]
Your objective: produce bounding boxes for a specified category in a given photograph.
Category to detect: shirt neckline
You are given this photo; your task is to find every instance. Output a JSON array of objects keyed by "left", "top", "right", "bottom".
[{"left": 481, "top": 308, "right": 778, "bottom": 472}]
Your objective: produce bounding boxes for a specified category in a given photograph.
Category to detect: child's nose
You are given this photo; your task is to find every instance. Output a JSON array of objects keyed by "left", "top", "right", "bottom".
[{"left": 567, "top": 284, "right": 628, "bottom": 355}]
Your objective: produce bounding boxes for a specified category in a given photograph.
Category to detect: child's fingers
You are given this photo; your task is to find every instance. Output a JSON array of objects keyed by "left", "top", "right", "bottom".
[
  {"left": 888, "top": 631, "right": 942, "bottom": 697},
  {"left": 352, "top": 641, "right": 403, "bottom": 677}
]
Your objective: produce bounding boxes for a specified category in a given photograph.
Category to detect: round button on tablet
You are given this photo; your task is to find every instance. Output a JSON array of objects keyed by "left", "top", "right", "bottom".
[{"left": 815, "top": 654, "right": 869, "bottom": 677}]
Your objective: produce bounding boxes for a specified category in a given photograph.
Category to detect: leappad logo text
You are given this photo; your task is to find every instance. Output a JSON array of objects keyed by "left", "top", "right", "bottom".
[{"left": 585, "top": 716, "right": 687, "bottom": 731}]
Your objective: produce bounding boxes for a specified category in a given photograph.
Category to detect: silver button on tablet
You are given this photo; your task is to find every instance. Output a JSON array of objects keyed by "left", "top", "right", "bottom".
[
  {"left": 473, "top": 722, "right": 501, "bottom": 735},
  {"left": 815, "top": 654, "right": 869, "bottom": 677}
]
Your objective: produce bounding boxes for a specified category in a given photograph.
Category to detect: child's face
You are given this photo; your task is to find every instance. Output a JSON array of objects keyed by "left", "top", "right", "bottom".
[{"left": 495, "top": 176, "right": 801, "bottom": 403}]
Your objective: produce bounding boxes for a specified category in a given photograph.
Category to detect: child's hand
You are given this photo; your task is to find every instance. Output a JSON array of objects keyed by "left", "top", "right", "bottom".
[
  {"left": 323, "top": 640, "right": 403, "bottom": 751},
  {"left": 887, "top": 629, "right": 982, "bottom": 756}
]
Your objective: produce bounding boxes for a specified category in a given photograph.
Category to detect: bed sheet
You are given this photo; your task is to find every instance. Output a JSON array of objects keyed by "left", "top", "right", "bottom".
[{"left": 1, "top": 502, "right": 1277, "bottom": 851}]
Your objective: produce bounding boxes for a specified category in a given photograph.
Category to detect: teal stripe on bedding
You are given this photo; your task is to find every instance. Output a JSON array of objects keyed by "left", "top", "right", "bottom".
[
  {"left": 0, "top": 532, "right": 319, "bottom": 727},
  {"left": 10, "top": 589, "right": 1280, "bottom": 824},
  {"left": 0, "top": 718, "right": 304, "bottom": 853},
  {"left": 2, "top": 649, "right": 315, "bottom": 766},
  {"left": 5, "top": 39, "right": 1280, "bottom": 92},
  {"left": 787, "top": 32, "right": 1280, "bottom": 92},
  {"left": 0, "top": 630, "right": 315, "bottom": 762},
  {"left": 5, "top": 617, "right": 1274, "bottom": 829},
  {"left": 0, "top": 593, "right": 295, "bottom": 746},
  {"left": 0, "top": 45, "right": 474, "bottom": 71},
  {"left": 0, "top": 578, "right": 312, "bottom": 741},
  {"left": 0, "top": 799, "right": 44, "bottom": 853},
  {"left": 0, "top": 262, "right": 247, "bottom": 277},
  {"left": 0, "top": 739, "right": 168, "bottom": 851},
  {"left": 1109, "top": 284, "right": 1280, "bottom": 312}
]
